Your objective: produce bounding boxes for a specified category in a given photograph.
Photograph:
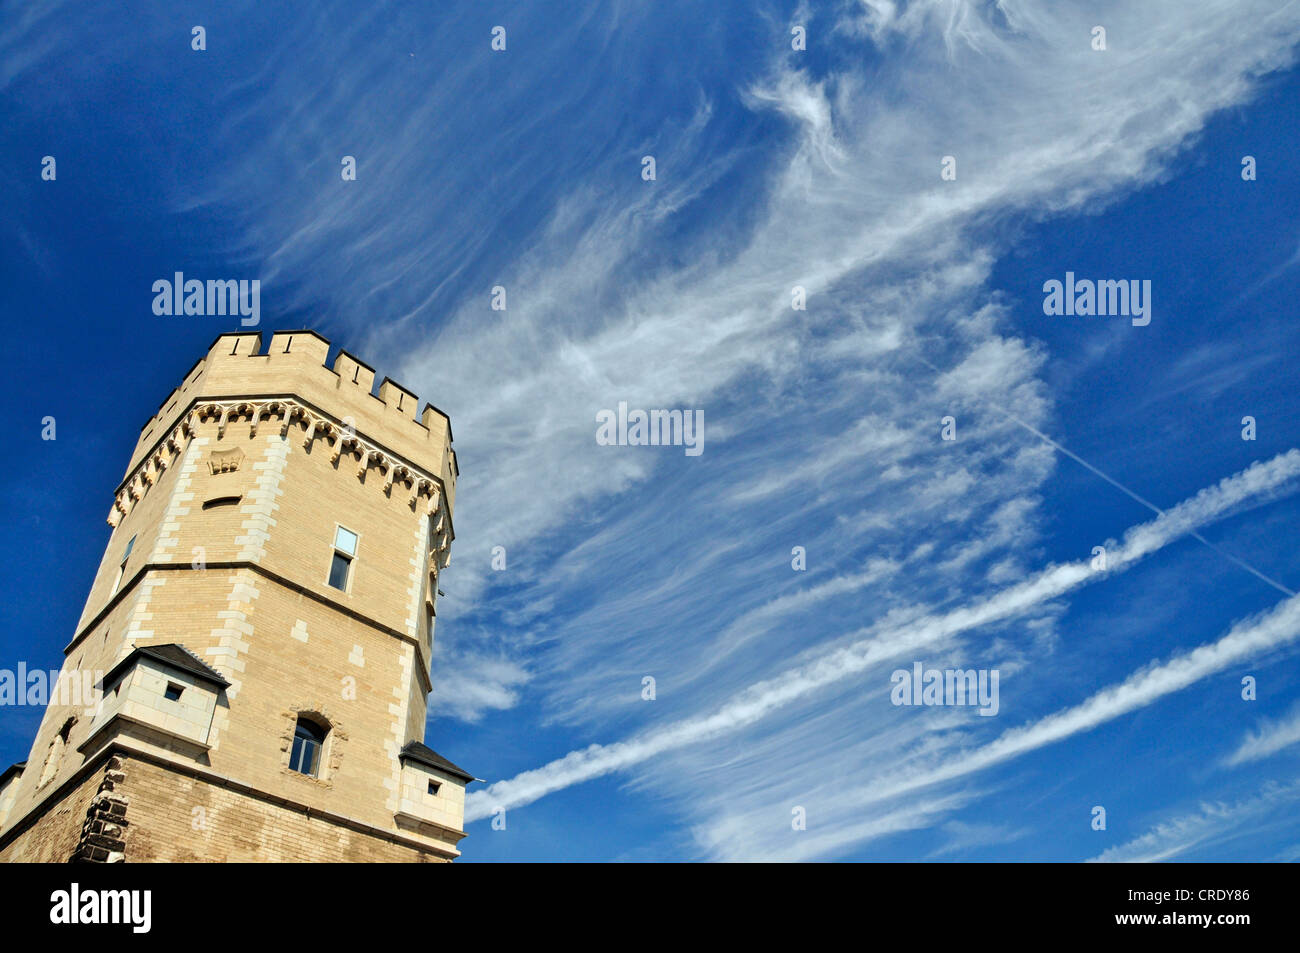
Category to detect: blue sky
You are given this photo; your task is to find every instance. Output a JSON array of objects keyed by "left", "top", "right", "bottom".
[{"left": 3, "top": 0, "right": 1300, "bottom": 861}]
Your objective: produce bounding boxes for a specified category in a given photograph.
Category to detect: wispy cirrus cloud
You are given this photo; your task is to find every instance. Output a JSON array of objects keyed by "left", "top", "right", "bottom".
[
  {"left": 1223, "top": 700, "right": 1300, "bottom": 767},
  {"left": 1088, "top": 779, "right": 1300, "bottom": 863}
]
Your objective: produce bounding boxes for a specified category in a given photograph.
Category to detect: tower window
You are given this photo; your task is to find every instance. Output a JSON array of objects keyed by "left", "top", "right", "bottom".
[
  {"left": 327, "top": 526, "right": 358, "bottom": 591},
  {"left": 289, "top": 716, "right": 328, "bottom": 777},
  {"left": 428, "top": 780, "right": 440, "bottom": 796},
  {"left": 111, "top": 535, "right": 136, "bottom": 596},
  {"left": 164, "top": 682, "right": 184, "bottom": 702},
  {"left": 328, "top": 552, "right": 350, "bottom": 590},
  {"left": 202, "top": 495, "right": 242, "bottom": 509}
]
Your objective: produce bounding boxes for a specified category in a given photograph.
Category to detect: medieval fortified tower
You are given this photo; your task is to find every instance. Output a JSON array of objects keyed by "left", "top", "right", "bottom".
[{"left": 0, "top": 330, "right": 473, "bottom": 862}]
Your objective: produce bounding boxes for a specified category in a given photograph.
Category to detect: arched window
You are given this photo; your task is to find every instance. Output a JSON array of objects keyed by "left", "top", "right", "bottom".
[{"left": 289, "top": 716, "right": 328, "bottom": 777}]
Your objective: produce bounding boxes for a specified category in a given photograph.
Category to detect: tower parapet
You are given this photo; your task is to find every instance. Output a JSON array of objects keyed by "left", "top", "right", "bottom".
[{"left": 117, "top": 330, "right": 457, "bottom": 524}]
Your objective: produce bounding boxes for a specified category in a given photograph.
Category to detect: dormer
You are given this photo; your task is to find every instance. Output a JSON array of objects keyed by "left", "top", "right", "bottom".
[
  {"left": 394, "top": 741, "right": 475, "bottom": 856},
  {"left": 80, "top": 644, "right": 230, "bottom": 762}
]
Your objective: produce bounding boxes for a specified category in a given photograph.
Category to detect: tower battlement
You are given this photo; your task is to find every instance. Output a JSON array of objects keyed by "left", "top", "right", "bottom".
[{"left": 127, "top": 330, "right": 457, "bottom": 514}]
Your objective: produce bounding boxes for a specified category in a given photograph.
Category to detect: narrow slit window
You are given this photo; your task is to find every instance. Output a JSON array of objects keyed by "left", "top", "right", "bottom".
[
  {"left": 111, "top": 535, "right": 136, "bottom": 596},
  {"left": 202, "top": 495, "right": 242, "bottom": 509}
]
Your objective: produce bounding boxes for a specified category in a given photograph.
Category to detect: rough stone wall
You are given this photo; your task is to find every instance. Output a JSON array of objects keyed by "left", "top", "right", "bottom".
[
  {"left": 71, "top": 754, "right": 130, "bottom": 862},
  {"left": 116, "top": 756, "right": 449, "bottom": 862},
  {"left": 1, "top": 754, "right": 449, "bottom": 863},
  {"left": 0, "top": 761, "right": 108, "bottom": 863}
]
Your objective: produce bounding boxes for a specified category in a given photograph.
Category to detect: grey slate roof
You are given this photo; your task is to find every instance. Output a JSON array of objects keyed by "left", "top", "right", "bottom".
[
  {"left": 99, "top": 643, "right": 231, "bottom": 691},
  {"left": 399, "top": 741, "right": 475, "bottom": 783}
]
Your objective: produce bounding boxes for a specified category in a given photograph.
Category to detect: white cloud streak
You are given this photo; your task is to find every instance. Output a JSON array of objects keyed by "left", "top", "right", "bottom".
[
  {"left": 1223, "top": 700, "right": 1300, "bottom": 767},
  {"left": 1087, "top": 780, "right": 1300, "bottom": 863}
]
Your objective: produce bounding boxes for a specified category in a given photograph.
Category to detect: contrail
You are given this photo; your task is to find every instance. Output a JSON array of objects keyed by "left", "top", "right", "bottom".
[
  {"left": 913, "top": 351, "right": 1296, "bottom": 597},
  {"left": 466, "top": 450, "right": 1300, "bottom": 822}
]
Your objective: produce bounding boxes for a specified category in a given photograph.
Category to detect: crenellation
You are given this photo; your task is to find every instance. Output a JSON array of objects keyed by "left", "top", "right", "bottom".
[
  {"left": 218, "top": 332, "right": 262, "bottom": 358},
  {"left": 113, "top": 331, "right": 459, "bottom": 531},
  {"left": 333, "top": 349, "right": 376, "bottom": 394},
  {"left": 123, "top": 332, "right": 453, "bottom": 508},
  {"left": 378, "top": 377, "right": 420, "bottom": 418},
  {"left": 266, "top": 329, "right": 330, "bottom": 363},
  {"left": 421, "top": 402, "right": 452, "bottom": 441}
]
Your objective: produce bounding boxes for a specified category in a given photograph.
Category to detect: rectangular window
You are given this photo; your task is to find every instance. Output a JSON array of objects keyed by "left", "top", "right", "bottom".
[
  {"left": 164, "top": 682, "right": 184, "bottom": 702},
  {"left": 428, "top": 780, "right": 440, "bottom": 796},
  {"left": 327, "top": 526, "right": 357, "bottom": 591},
  {"left": 328, "top": 552, "right": 351, "bottom": 590},
  {"left": 289, "top": 735, "right": 319, "bottom": 775}
]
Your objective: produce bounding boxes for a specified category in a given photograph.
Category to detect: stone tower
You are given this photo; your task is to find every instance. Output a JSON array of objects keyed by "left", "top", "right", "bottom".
[{"left": 0, "top": 330, "right": 472, "bottom": 862}]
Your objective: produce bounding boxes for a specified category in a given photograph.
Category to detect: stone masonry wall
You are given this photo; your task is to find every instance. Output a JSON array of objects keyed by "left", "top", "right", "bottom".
[{"left": 0, "top": 753, "right": 449, "bottom": 863}]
